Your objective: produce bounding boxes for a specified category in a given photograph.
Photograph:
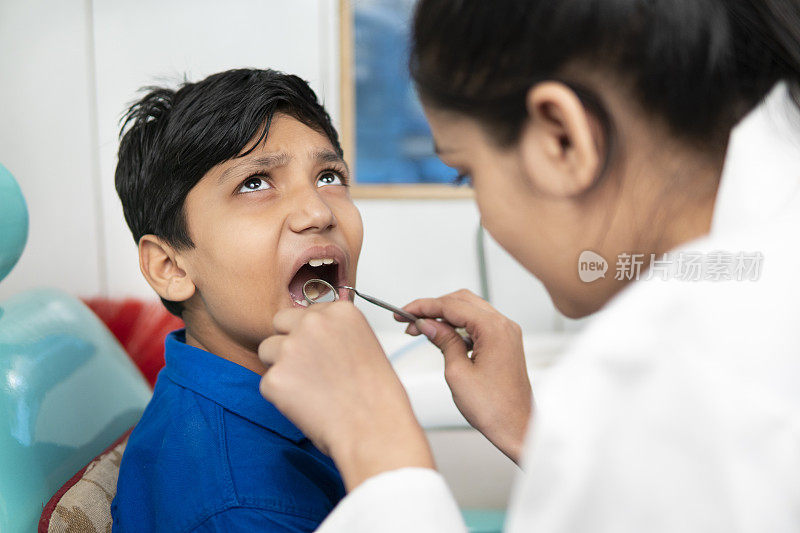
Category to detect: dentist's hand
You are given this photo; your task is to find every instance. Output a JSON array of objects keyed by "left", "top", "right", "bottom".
[
  {"left": 258, "top": 301, "right": 435, "bottom": 492},
  {"left": 399, "top": 289, "right": 532, "bottom": 465}
]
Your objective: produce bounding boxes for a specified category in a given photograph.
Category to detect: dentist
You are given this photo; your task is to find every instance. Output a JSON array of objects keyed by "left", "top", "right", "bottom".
[{"left": 258, "top": 0, "right": 800, "bottom": 531}]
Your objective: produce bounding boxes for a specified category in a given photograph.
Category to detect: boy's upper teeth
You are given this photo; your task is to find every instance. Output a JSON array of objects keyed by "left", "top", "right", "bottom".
[{"left": 308, "top": 258, "right": 335, "bottom": 267}]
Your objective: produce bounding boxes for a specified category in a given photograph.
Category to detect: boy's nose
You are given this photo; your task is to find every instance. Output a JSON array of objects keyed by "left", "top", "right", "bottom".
[{"left": 287, "top": 187, "right": 336, "bottom": 234}]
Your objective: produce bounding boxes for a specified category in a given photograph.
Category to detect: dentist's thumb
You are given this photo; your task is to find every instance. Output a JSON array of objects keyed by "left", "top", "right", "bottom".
[{"left": 414, "top": 318, "right": 471, "bottom": 377}]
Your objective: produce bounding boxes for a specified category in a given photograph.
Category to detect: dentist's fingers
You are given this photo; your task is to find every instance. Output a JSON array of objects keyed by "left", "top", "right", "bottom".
[
  {"left": 392, "top": 289, "right": 531, "bottom": 464},
  {"left": 257, "top": 335, "right": 285, "bottom": 368},
  {"left": 272, "top": 307, "right": 309, "bottom": 334},
  {"left": 414, "top": 318, "right": 471, "bottom": 376},
  {"left": 404, "top": 322, "right": 421, "bottom": 336},
  {"left": 258, "top": 301, "right": 435, "bottom": 490},
  {"left": 393, "top": 312, "right": 414, "bottom": 324},
  {"left": 397, "top": 289, "right": 491, "bottom": 331}
]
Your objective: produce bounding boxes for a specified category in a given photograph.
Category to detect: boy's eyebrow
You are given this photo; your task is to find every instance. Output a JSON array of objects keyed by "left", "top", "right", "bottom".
[
  {"left": 217, "top": 148, "right": 347, "bottom": 186},
  {"left": 217, "top": 152, "right": 292, "bottom": 185},
  {"left": 312, "top": 148, "right": 348, "bottom": 169}
]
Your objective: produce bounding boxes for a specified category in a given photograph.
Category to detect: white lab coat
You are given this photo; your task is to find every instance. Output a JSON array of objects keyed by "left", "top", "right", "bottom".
[{"left": 316, "top": 83, "right": 800, "bottom": 533}]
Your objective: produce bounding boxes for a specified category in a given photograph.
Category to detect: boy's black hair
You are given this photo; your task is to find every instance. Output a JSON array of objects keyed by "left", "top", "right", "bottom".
[{"left": 115, "top": 68, "right": 342, "bottom": 318}]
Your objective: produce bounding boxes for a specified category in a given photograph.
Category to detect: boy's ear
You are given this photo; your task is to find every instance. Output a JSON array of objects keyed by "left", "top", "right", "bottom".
[
  {"left": 517, "top": 81, "right": 601, "bottom": 197},
  {"left": 138, "top": 235, "right": 196, "bottom": 304}
]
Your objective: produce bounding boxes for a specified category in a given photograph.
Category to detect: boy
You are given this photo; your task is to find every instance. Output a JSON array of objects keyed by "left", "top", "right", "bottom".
[{"left": 110, "top": 68, "right": 363, "bottom": 532}]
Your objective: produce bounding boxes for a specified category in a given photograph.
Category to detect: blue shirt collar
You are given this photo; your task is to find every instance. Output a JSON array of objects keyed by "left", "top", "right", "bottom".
[{"left": 161, "top": 328, "right": 306, "bottom": 444}]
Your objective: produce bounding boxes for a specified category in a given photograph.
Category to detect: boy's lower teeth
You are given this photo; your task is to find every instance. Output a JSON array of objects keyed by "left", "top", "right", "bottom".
[{"left": 294, "top": 299, "right": 309, "bottom": 307}]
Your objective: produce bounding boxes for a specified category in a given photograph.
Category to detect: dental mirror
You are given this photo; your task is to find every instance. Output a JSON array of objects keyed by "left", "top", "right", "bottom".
[
  {"left": 302, "top": 278, "right": 474, "bottom": 351},
  {"left": 302, "top": 278, "right": 339, "bottom": 304}
]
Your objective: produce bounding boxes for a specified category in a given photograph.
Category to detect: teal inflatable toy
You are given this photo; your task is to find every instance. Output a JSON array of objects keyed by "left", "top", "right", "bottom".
[
  {"left": 0, "top": 162, "right": 28, "bottom": 283},
  {"left": 0, "top": 163, "right": 152, "bottom": 531}
]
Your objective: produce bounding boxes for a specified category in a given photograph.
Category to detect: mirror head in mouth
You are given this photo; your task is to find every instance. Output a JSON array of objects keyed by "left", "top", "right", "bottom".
[
  {"left": 302, "top": 278, "right": 339, "bottom": 304},
  {"left": 288, "top": 258, "right": 340, "bottom": 307}
]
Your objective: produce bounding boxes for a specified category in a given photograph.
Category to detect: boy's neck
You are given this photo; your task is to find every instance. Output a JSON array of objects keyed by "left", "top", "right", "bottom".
[{"left": 183, "top": 318, "right": 269, "bottom": 376}]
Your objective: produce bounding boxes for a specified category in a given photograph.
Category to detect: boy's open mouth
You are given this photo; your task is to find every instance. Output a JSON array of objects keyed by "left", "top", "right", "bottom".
[{"left": 288, "top": 253, "right": 345, "bottom": 307}]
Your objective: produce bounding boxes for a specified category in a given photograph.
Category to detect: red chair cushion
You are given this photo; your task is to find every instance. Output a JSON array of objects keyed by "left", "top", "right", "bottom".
[{"left": 80, "top": 297, "right": 184, "bottom": 387}]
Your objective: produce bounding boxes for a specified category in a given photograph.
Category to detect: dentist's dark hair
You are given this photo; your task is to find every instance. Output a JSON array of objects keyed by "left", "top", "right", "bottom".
[
  {"left": 115, "top": 68, "right": 342, "bottom": 318},
  {"left": 411, "top": 0, "right": 800, "bottom": 154}
]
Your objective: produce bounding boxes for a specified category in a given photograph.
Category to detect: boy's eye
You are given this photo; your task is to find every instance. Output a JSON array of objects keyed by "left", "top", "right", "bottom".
[
  {"left": 238, "top": 176, "right": 272, "bottom": 194},
  {"left": 317, "top": 171, "right": 344, "bottom": 187}
]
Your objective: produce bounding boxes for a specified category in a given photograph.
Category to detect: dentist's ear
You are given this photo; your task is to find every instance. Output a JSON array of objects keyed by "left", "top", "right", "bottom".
[
  {"left": 138, "top": 235, "right": 196, "bottom": 304},
  {"left": 517, "top": 82, "right": 602, "bottom": 197}
]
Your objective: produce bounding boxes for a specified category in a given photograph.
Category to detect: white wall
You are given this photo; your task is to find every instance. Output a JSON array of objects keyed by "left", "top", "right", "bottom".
[
  {"left": 354, "top": 200, "right": 563, "bottom": 333},
  {"left": 0, "top": 0, "right": 572, "bottom": 337},
  {"left": 0, "top": 0, "right": 102, "bottom": 298}
]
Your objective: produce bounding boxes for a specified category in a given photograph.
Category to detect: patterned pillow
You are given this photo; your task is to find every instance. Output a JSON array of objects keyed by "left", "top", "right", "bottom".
[{"left": 38, "top": 427, "right": 134, "bottom": 533}]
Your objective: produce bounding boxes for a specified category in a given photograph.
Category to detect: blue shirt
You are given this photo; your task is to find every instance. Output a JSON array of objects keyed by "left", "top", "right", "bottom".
[{"left": 111, "top": 328, "right": 345, "bottom": 532}]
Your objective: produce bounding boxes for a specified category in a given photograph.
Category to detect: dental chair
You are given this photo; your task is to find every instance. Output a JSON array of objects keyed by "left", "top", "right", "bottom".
[{"left": 0, "top": 163, "right": 152, "bottom": 532}]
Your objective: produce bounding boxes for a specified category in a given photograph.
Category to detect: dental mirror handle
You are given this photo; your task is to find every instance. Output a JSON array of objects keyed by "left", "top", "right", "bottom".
[
  {"left": 347, "top": 288, "right": 474, "bottom": 352},
  {"left": 350, "top": 288, "right": 419, "bottom": 323}
]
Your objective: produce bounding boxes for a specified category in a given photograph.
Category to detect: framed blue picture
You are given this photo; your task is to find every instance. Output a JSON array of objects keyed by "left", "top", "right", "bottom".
[{"left": 340, "top": 0, "right": 472, "bottom": 198}]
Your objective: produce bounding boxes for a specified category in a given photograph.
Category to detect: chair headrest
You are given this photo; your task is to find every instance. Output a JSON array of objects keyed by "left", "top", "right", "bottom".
[{"left": 0, "top": 163, "right": 28, "bottom": 284}]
